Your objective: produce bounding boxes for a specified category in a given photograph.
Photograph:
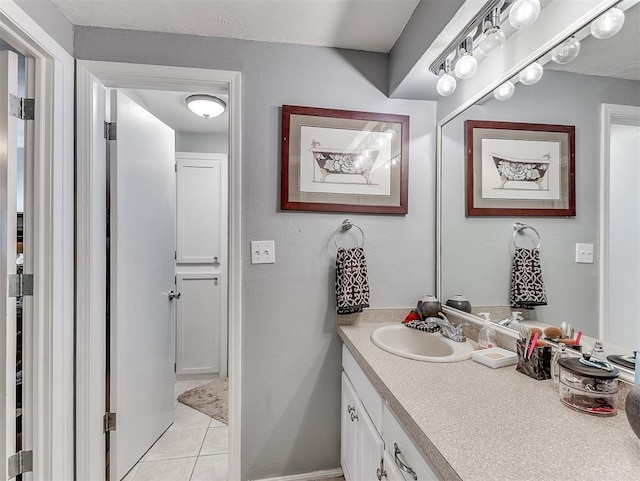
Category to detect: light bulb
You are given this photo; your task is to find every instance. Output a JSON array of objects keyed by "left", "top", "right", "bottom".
[
  {"left": 591, "top": 7, "right": 625, "bottom": 39},
  {"left": 454, "top": 54, "right": 478, "bottom": 79},
  {"left": 518, "top": 62, "right": 544, "bottom": 85},
  {"left": 509, "top": 0, "right": 541, "bottom": 29},
  {"left": 551, "top": 36, "right": 581, "bottom": 64},
  {"left": 436, "top": 73, "right": 457, "bottom": 96},
  {"left": 478, "top": 27, "right": 506, "bottom": 57},
  {"left": 493, "top": 81, "right": 515, "bottom": 101}
]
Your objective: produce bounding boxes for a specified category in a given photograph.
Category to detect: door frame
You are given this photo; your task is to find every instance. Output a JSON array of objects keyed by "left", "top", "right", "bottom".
[
  {"left": 598, "top": 103, "right": 640, "bottom": 342},
  {"left": 75, "top": 61, "right": 242, "bottom": 480},
  {"left": 0, "top": 1, "right": 74, "bottom": 480}
]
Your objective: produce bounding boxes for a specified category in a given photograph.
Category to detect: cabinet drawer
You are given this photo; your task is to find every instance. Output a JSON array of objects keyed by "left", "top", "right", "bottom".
[
  {"left": 342, "top": 345, "right": 383, "bottom": 430},
  {"left": 382, "top": 407, "right": 442, "bottom": 481}
]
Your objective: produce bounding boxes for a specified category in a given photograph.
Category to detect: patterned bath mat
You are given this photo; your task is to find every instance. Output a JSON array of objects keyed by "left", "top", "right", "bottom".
[{"left": 177, "top": 378, "right": 228, "bottom": 425}]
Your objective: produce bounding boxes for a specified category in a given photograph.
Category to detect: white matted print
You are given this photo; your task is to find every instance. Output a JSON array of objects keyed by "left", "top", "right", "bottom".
[
  {"left": 481, "top": 138, "right": 560, "bottom": 200},
  {"left": 299, "top": 125, "right": 392, "bottom": 196}
]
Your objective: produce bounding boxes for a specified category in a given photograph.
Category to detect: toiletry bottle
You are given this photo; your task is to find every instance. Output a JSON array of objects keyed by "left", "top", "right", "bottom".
[
  {"left": 477, "top": 320, "right": 496, "bottom": 349},
  {"left": 551, "top": 342, "right": 567, "bottom": 385}
]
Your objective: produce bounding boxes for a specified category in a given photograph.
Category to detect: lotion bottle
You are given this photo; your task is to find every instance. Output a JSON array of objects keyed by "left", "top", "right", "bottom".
[{"left": 477, "top": 320, "right": 497, "bottom": 349}]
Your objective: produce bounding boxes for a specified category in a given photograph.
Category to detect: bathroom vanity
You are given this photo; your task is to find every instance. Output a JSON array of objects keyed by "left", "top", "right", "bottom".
[{"left": 338, "top": 315, "right": 640, "bottom": 481}]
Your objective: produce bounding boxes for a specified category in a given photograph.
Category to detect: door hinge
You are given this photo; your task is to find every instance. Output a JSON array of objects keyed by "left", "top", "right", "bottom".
[
  {"left": 8, "top": 450, "right": 33, "bottom": 478},
  {"left": 174, "top": 362, "right": 176, "bottom": 373},
  {"left": 174, "top": 251, "right": 177, "bottom": 260},
  {"left": 9, "top": 94, "right": 35, "bottom": 120},
  {"left": 104, "top": 121, "right": 117, "bottom": 140},
  {"left": 8, "top": 273, "right": 34, "bottom": 297},
  {"left": 175, "top": 163, "right": 177, "bottom": 172},
  {"left": 103, "top": 412, "right": 117, "bottom": 433}
]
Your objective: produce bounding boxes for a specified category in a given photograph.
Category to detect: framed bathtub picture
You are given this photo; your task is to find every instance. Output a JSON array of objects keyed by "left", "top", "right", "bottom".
[
  {"left": 465, "top": 120, "right": 575, "bottom": 217},
  {"left": 281, "top": 105, "right": 409, "bottom": 214}
]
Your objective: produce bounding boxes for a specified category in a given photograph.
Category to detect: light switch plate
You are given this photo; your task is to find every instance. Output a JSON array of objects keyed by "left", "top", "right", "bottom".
[
  {"left": 251, "top": 240, "right": 275, "bottom": 264},
  {"left": 575, "top": 243, "right": 594, "bottom": 264}
]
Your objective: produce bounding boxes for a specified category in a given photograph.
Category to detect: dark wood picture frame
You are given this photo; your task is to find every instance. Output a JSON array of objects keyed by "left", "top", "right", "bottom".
[
  {"left": 465, "top": 120, "right": 575, "bottom": 217},
  {"left": 281, "top": 105, "right": 409, "bottom": 214}
]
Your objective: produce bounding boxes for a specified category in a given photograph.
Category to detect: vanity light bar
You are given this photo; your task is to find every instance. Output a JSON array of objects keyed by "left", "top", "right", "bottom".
[{"left": 428, "top": 0, "right": 505, "bottom": 76}]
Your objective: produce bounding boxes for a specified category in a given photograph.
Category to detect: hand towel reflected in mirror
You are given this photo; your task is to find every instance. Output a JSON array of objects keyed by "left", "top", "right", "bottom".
[
  {"left": 511, "top": 247, "right": 547, "bottom": 309},
  {"left": 335, "top": 246, "right": 370, "bottom": 315}
]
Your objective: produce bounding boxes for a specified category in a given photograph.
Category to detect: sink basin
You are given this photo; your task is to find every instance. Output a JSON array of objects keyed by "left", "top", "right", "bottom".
[{"left": 371, "top": 324, "right": 473, "bottom": 362}]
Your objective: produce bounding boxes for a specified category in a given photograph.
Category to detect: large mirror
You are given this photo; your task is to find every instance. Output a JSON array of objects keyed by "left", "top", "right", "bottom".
[{"left": 438, "top": 1, "right": 640, "bottom": 352}]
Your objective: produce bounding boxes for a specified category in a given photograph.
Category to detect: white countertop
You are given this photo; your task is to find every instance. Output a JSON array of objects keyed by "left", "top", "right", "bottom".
[{"left": 338, "top": 321, "right": 640, "bottom": 481}]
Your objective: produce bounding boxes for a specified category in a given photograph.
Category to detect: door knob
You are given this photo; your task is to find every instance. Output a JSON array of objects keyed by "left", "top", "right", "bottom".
[{"left": 168, "top": 290, "right": 181, "bottom": 301}]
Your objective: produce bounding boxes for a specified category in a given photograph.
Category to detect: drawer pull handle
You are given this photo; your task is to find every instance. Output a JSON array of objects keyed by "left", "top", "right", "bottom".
[
  {"left": 394, "top": 443, "right": 417, "bottom": 480},
  {"left": 350, "top": 412, "right": 358, "bottom": 422}
]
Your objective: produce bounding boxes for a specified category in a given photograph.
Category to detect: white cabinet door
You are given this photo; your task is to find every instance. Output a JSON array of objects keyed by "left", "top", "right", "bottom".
[
  {"left": 341, "top": 373, "right": 359, "bottom": 481},
  {"left": 358, "top": 399, "right": 384, "bottom": 481},
  {"left": 176, "top": 273, "right": 222, "bottom": 376},
  {"left": 176, "top": 159, "right": 222, "bottom": 264}
]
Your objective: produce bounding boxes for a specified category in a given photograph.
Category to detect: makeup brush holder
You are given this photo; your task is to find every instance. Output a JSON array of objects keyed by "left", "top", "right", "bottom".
[{"left": 516, "top": 339, "right": 552, "bottom": 380}]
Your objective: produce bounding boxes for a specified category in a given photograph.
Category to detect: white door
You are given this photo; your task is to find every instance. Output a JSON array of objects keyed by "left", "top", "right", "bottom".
[
  {"left": 175, "top": 154, "right": 228, "bottom": 377},
  {"left": 607, "top": 117, "right": 640, "bottom": 346},
  {"left": 176, "top": 273, "right": 222, "bottom": 376},
  {"left": 0, "top": 49, "right": 18, "bottom": 480},
  {"left": 108, "top": 90, "right": 176, "bottom": 480}
]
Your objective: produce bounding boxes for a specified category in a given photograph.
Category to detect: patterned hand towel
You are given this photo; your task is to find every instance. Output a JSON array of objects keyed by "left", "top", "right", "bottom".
[
  {"left": 510, "top": 247, "right": 548, "bottom": 310},
  {"left": 335, "top": 247, "right": 370, "bottom": 315}
]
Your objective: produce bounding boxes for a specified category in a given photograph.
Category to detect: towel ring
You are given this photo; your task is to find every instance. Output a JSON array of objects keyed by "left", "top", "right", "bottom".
[
  {"left": 334, "top": 219, "right": 365, "bottom": 249},
  {"left": 512, "top": 222, "right": 541, "bottom": 249}
]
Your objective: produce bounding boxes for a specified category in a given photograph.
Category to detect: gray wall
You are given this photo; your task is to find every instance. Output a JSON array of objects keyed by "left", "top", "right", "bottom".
[
  {"left": 176, "top": 132, "right": 229, "bottom": 154},
  {"left": 441, "top": 70, "right": 640, "bottom": 337},
  {"left": 15, "top": 0, "right": 73, "bottom": 54},
  {"left": 74, "top": 27, "right": 437, "bottom": 480}
]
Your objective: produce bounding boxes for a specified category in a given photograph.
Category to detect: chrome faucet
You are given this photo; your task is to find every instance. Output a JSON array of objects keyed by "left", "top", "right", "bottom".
[
  {"left": 496, "top": 311, "right": 523, "bottom": 327},
  {"left": 434, "top": 313, "right": 468, "bottom": 342}
]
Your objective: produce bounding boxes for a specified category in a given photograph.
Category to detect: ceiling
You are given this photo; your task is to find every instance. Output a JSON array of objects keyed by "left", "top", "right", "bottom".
[
  {"left": 52, "top": 0, "right": 420, "bottom": 53},
  {"left": 50, "top": 0, "right": 639, "bottom": 108},
  {"left": 121, "top": 89, "right": 229, "bottom": 133},
  {"left": 547, "top": 3, "right": 640, "bottom": 81}
]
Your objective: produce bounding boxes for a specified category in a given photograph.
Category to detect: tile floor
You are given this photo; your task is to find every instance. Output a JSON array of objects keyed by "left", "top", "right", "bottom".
[{"left": 122, "top": 379, "right": 228, "bottom": 481}]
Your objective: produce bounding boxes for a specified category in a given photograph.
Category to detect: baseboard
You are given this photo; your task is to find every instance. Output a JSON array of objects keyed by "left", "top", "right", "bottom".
[{"left": 252, "top": 467, "right": 343, "bottom": 481}]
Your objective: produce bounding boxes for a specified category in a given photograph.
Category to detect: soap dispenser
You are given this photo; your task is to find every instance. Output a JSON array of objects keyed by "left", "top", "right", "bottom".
[{"left": 477, "top": 316, "right": 496, "bottom": 350}]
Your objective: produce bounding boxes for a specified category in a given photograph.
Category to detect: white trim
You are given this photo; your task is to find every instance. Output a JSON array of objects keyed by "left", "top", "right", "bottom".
[
  {"left": 0, "top": 2, "right": 74, "bottom": 480},
  {"left": 253, "top": 468, "right": 344, "bottom": 481},
  {"left": 598, "top": 103, "right": 640, "bottom": 342},
  {"left": 76, "top": 60, "right": 242, "bottom": 480}
]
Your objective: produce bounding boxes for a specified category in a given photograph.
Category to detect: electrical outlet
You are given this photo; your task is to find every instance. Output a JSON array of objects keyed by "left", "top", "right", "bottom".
[
  {"left": 251, "top": 240, "right": 275, "bottom": 264},
  {"left": 575, "top": 243, "right": 594, "bottom": 264}
]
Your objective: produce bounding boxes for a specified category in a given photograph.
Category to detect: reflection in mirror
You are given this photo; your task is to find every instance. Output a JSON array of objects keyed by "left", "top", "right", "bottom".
[{"left": 439, "top": 2, "right": 640, "bottom": 353}]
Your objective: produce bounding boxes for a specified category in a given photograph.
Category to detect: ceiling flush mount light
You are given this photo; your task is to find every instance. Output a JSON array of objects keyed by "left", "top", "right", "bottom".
[
  {"left": 551, "top": 36, "right": 581, "bottom": 64},
  {"left": 493, "top": 81, "right": 515, "bottom": 101},
  {"left": 518, "top": 62, "right": 544, "bottom": 85},
  {"left": 591, "top": 7, "right": 625, "bottom": 39},
  {"left": 509, "top": 0, "right": 541, "bottom": 30},
  {"left": 436, "top": 60, "right": 457, "bottom": 97},
  {"left": 454, "top": 38, "right": 478, "bottom": 80},
  {"left": 185, "top": 94, "right": 226, "bottom": 119},
  {"left": 478, "top": 8, "right": 506, "bottom": 57}
]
